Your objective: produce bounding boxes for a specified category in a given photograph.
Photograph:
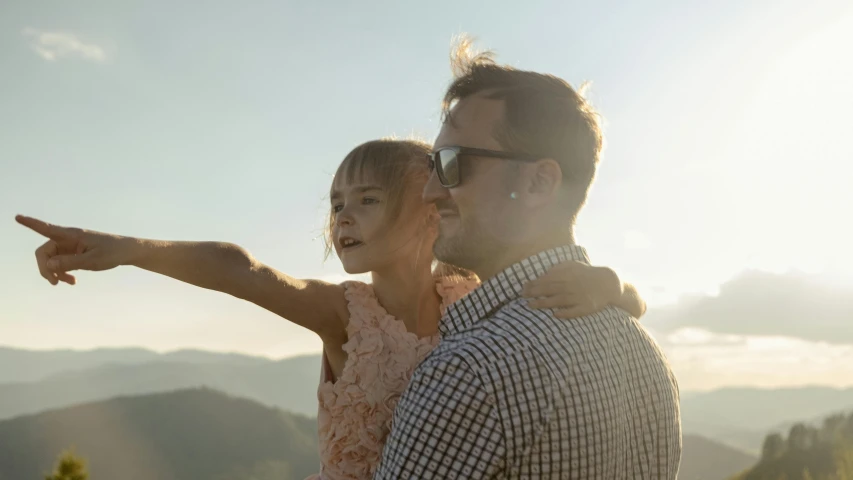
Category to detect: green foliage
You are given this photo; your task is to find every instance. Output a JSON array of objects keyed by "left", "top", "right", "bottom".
[
  {"left": 44, "top": 450, "right": 88, "bottom": 480},
  {"left": 764, "top": 433, "right": 787, "bottom": 461},
  {"left": 732, "top": 411, "right": 853, "bottom": 480}
]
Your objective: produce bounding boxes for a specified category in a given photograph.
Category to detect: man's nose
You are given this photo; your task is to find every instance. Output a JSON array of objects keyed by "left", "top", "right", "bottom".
[{"left": 423, "top": 170, "right": 449, "bottom": 204}]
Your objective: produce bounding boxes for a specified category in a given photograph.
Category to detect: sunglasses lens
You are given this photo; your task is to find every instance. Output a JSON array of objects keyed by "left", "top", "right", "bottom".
[{"left": 436, "top": 149, "right": 459, "bottom": 186}]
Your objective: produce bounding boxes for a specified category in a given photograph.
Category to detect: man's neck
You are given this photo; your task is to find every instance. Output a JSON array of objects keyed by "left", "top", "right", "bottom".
[{"left": 473, "top": 228, "right": 576, "bottom": 282}]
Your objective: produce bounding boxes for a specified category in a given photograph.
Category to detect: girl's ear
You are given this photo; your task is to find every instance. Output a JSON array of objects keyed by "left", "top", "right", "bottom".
[{"left": 424, "top": 205, "right": 440, "bottom": 232}]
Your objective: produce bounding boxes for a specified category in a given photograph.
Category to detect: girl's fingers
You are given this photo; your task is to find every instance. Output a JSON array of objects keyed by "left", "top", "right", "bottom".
[
  {"left": 56, "top": 272, "right": 77, "bottom": 285},
  {"left": 35, "top": 241, "right": 59, "bottom": 285},
  {"left": 16, "top": 215, "right": 69, "bottom": 240}
]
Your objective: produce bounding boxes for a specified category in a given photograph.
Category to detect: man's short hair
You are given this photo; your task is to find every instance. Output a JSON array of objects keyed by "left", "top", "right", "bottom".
[{"left": 442, "top": 37, "right": 604, "bottom": 217}]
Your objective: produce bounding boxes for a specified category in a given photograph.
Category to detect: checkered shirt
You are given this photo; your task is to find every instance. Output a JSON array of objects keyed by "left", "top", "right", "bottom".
[{"left": 373, "top": 245, "right": 682, "bottom": 479}]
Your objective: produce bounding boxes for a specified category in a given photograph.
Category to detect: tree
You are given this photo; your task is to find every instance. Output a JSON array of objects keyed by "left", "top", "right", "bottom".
[
  {"left": 44, "top": 450, "right": 88, "bottom": 480},
  {"left": 789, "top": 424, "right": 813, "bottom": 451},
  {"left": 833, "top": 444, "right": 853, "bottom": 480},
  {"left": 736, "top": 410, "right": 853, "bottom": 480},
  {"left": 822, "top": 414, "right": 846, "bottom": 441},
  {"left": 763, "top": 433, "right": 787, "bottom": 462}
]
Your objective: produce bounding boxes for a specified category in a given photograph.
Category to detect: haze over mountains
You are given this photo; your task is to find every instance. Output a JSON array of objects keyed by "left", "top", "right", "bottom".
[
  {"left": 679, "top": 434, "right": 757, "bottom": 480},
  {"left": 0, "top": 347, "right": 320, "bottom": 419},
  {"left": 4, "top": 346, "right": 853, "bottom": 456},
  {"left": 0, "top": 346, "right": 272, "bottom": 384}
]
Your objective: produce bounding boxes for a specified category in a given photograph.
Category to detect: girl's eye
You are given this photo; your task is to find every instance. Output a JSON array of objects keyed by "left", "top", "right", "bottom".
[
  {"left": 332, "top": 204, "right": 344, "bottom": 213},
  {"left": 362, "top": 197, "right": 380, "bottom": 205}
]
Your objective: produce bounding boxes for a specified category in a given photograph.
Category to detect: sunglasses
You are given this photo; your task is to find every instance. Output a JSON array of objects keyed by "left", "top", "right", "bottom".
[{"left": 426, "top": 146, "right": 541, "bottom": 188}]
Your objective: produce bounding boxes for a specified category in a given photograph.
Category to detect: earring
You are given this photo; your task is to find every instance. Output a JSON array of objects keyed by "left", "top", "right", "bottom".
[{"left": 510, "top": 192, "right": 518, "bottom": 199}]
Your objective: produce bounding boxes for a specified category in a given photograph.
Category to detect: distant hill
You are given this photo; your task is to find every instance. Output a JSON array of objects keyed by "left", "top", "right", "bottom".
[
  {"left": 0, "top": 354, "right": 322, "bottom": 420},
  {"left": 0, "top": 388, "right": 320, "bottom": 480},
  {"left": 0, "top": 388, "right": 765, "bottom": 480},
  {"left": 678, "top": 434, "right": 757, "bottom": 480},
  {"left": 681, "top": 387, "right": 853, "bottom": 452},
  {"left": 7, "top": 346, "right": 853, "bottom": 463},
  {"left": 0, "top": 346, "right": 273, "bottom": 384}
]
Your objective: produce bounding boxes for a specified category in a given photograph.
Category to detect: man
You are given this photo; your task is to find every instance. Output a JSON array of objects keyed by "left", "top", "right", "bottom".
[{"left": 374, "top": 41, "right": 682, "bottom": 479}]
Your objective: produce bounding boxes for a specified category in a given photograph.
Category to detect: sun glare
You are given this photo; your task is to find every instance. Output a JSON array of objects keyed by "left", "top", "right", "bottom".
[{"left": 725, "top": 12, "right": 853, "bottom": 284}]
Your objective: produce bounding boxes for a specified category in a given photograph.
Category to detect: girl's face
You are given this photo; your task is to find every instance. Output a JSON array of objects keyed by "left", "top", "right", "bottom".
[{"left": 330, "top": 173, "right": 435, "bottom": 275}]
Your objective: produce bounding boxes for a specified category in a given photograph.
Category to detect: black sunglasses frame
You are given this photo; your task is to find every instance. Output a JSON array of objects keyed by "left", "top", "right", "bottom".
[{"left": 426, "top": 146, "right": 541, "bottom": 188}]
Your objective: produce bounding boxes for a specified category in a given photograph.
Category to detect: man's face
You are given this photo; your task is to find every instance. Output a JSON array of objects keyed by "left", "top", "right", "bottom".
[{"left": 423, "top": 95, "right": 525, "bottom": 274}]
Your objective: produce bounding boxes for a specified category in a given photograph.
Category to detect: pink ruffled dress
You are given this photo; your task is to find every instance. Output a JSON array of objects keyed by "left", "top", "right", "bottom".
[{"left": 305, "top": 278, "right": 477, "bottom": 480}]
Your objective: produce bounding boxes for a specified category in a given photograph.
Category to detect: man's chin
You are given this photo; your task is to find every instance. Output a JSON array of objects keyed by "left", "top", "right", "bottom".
[
  {"left": 437, "top": 220, "right": 460, "bottom": 239},
  {"left": 433, "top": 237, "right": 462, "bottom": 265}
]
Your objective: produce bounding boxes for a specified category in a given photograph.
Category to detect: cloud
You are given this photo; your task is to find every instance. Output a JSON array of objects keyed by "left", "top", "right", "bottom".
[
  {"left": 665, "top": 327, "right": 746, "bottom": 347},
  {"left": 644, "top": 270, "right": 853, "bottom": 344},
  {"left": 22, "top": 28, "right": 108, "bottom": 62},
  {"left": 665, "top": 338, "right": 853, "bottom": 392}
]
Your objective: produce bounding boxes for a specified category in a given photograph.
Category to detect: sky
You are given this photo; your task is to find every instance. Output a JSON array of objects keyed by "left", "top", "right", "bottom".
[{"left": 1, "top": 0, "right": 852, "bottom": 391}]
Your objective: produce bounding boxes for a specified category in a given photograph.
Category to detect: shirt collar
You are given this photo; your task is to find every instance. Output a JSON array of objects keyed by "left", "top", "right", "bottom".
[{"left": 439, "top": 245, "right": 590, "bottom": 337}]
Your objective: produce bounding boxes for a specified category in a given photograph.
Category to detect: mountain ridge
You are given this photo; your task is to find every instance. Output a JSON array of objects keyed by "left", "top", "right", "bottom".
[{"left": 0, "top": 388, "right": 320, "bottom": 480}]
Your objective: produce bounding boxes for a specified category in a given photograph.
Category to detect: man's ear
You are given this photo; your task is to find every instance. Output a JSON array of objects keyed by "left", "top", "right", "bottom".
[{"left": 523, "top": 158, "right": 562, "bottom": 206}]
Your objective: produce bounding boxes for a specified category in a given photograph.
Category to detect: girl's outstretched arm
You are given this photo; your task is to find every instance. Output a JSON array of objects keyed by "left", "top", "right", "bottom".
[{"left": 15, "top": 215, "right": 348, "bottom": 342}]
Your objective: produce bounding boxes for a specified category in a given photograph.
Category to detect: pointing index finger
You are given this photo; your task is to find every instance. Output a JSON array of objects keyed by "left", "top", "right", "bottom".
[{"left": 15, "top": 215, "right": 66, "bottom": 239}]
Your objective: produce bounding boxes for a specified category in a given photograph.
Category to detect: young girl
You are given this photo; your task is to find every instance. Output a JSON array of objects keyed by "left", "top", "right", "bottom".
[{"left": 16, "top": 139, "right": 645, "bottom": 480}]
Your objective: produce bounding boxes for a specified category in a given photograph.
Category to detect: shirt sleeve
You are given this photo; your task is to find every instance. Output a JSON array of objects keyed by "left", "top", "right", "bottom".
[{"left": 374, "top": 352, "right": 506, "bottom": 479}]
